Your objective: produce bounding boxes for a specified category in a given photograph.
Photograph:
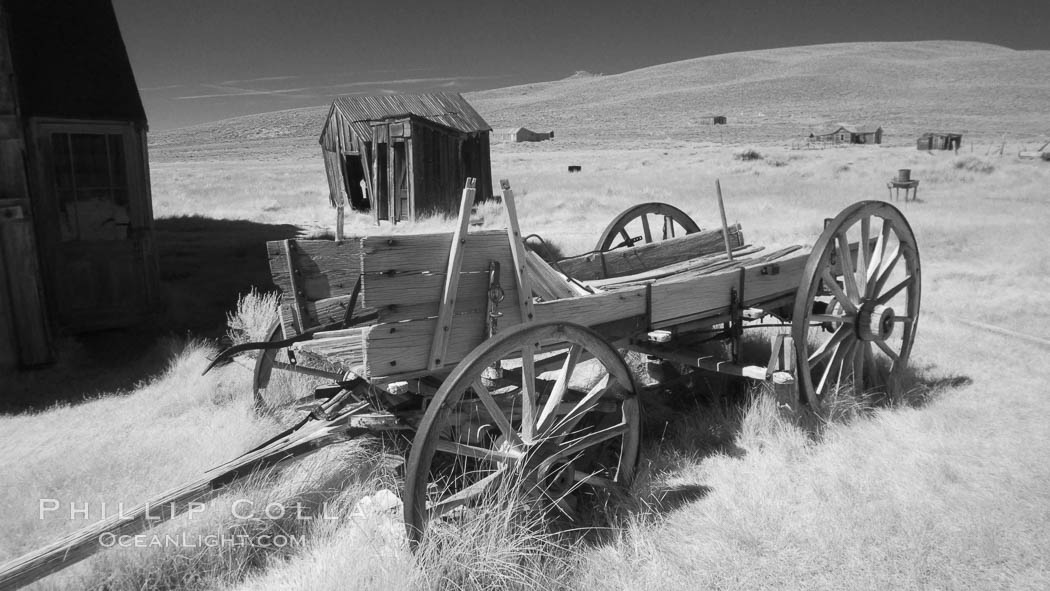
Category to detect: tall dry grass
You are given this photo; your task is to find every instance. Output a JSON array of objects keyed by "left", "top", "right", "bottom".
[{"left": 4, "top": 139, "right": 1050, "bottom": 589}]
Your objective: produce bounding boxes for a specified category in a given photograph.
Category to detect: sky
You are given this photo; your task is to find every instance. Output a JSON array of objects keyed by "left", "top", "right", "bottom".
[{"left": 110, "top": 0, "right": 1050, "bottom": 131}]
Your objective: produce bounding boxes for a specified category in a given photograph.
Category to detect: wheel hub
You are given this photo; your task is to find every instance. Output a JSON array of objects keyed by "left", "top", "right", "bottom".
[{"left": 857, "top": 302, "right": 895, "bottom": 342}]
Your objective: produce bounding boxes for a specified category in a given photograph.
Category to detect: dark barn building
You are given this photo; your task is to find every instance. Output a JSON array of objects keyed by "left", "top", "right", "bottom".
[
  {"left": 0, "top": 0, "right": 159, "bottom": 369},
  {"left": 319, "top": 93, "right": 493, "bottom": 223}
]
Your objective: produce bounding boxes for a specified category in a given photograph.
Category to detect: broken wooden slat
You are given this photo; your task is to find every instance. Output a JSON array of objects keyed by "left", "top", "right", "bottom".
[
  {"left": 525, "top": 250, "right": 590, "bottom": 301},
  {"left": 555, "top": 224, "right": 745, "bottom": 281},
  {"left": 0, "top": 403, "right": 371, "bottom": 590}
]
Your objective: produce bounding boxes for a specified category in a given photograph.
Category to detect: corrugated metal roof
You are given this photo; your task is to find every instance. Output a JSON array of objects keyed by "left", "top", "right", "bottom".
[{"left": 330, "top": 92, "right": 491, "bottom": 137}]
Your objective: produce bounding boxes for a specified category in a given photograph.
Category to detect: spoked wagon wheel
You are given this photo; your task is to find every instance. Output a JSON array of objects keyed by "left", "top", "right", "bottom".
[
  {"left": 595, "top": 202, "right": 700, "bottom": 251},
  {"left": 404, "top": 321, "right": 640, "bottom": 546},
  {"left": 253, "top": 320, "right": 342, "bottom": 415},
  {"left": 792, "top": 201, "right": 921, "bottom": 407}
]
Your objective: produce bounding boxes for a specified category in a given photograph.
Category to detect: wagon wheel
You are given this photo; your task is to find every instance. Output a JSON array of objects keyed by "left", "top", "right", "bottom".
[
  {"left": 595, "top": 202, "right": 700, "bottom": 251},
  {"left": 792, "top": 201, "right": 921, "bottom": 407},
  {"left": 253, "top": 320, "right": 342, "bottom": 415},
  {"left": 403, "top": 321, "right": 640, "bottom": 546}
]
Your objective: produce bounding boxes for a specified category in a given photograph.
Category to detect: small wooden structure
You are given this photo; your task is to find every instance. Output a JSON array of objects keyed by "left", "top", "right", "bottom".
[
  {"left": 699, "top": 115, "right": 727, "bottom": 125},
  {"left": 809, "top": 125, "right": 882, "bottom": 145},
  {"left": 917, "top": 132, "right": 962, "bottom": 151},
  {"left": 501, "top": 127, "right": 554, "bottom": 142},
  {"left": 0, "top": 0, "right": 159, "bottom": 369},
  {"left": 319, "top": 93, "right": 493, "bottom": 224},
  {"left": 851, "top": 125, "right": 883, "bottom": 145}
]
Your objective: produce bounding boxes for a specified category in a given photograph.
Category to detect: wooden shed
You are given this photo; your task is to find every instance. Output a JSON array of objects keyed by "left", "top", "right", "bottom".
[
  {"left": 0, "top": 0, "right": 159, "bottom": 369},
  {"left": 851, "top": 125, "right": 883, "bottom": 145},
  {"left": 319, "top": 93, "right": 493, "bottom": 223},
  {"left": 698, "top": 115, "right": 727, "bottom": 125},
  {"left": 501, "top": 127, "right": 554, "bottom": 142},
  {"left": 917, "top": 132, "right": 962, "bottom": 150},
  {"left": 809, "top": 126, "right": 852, "bottom": 145}
]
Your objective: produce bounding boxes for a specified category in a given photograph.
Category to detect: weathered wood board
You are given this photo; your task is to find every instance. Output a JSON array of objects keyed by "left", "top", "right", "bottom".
[
  {"left": 267, "top": 238, "right": 367, "bottom": 337},
  {"left": 555, "top": 224, "right": 744, "bottom": 281}
]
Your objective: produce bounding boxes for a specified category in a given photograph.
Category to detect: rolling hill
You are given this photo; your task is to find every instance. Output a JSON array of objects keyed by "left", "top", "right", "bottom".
[{"left": 150, "top": 40, "right": 1050, "bottom": 158}]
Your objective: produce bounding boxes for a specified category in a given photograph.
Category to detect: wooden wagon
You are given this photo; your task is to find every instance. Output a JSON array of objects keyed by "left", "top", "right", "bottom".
[{"left": 0, "top": 179, "right": 920, "bottom": 589}]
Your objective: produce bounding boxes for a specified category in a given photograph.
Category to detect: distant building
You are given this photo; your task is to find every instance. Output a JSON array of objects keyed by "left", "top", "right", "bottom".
[
  {"left": 808, "top": 124, "right": 882, "bottom": 145},
  {"left": 0, "top": 0, "right": 160, "bottom": 369},
  {"left": 851, "top": 126, "right": 883, "bottom": 145},
  {"left": 319, "top": 93, "right": 492, "bottom": 223},
  {"left": 501, "top": 127, "right": 554, "bottom": 142},
  {"left": 699, "top": 115, "right": 727, "bottom": 125},
  {"left": 917, "top": 132, "right": 962, "bottom": 151}
]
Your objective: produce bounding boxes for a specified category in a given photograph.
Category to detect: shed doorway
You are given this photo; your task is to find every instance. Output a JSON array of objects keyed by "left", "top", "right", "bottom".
[{"left": 33, "top": 121, "right": 154, "bottom": 330}]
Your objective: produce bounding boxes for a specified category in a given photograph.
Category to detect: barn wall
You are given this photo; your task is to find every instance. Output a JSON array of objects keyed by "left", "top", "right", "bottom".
[{"left": 0, "top": 4, "right": 52, "bottom": 368}]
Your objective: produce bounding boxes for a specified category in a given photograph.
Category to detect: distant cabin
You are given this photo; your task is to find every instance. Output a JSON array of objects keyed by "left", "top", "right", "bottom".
[
  {"left": 501, "top": 127, "right": 554, "bottom": 142},
  {"left": 0, "top": 0, "right": 159, "bottom": 369},
  {"left": 698, "top": 115, "right": 727, "bottom": 125},
  {"left": 809, "top": 125, "right": 882, "bottom": 145},
  {"left": 319, "top": 93, "right": 493, "bottom": 223},
  {"left": 917, "top": 132, "right": 962, "bottom": 151}
]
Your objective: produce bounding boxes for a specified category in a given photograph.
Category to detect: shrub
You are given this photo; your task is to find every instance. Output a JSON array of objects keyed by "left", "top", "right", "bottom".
[
  {"left": 735, "top": 149, "right": 763, "bottom": 161},
  {"left": 953, "top": 156, "right": 995, "bottom": 174}
]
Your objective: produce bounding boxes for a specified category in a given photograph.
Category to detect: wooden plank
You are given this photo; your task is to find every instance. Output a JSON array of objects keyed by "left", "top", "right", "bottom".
[
  {"left": 0, "top": 402, "right": 370, "bottom": 590},
  {"left": 359, "top": 230, "right": 513, "bottom": 275},
  {"left": 363, "top": 313, "right": 498, "bottom": 379},
  {"left": 429, "top": 179, "right": 476, "bottom": 370},
  {"left": 525, "top": 250, "right": 590, "bottom": 300},
  {"left": 533, "top": 286, "right": 647, "bottom": 326},
  {"left": 649, "top": 250, "right": 811, "bottom": 326},
  {"left": 0, "top": 214, "right": 52, "bottom": 365},
  {"left": 372, "top": 273, "right": 523, "bottom": 325},
  {"left": 555, "top": 224, "right": 744, "bottom": 281},
  {"left": 501, "top": 180, "right": 535, "bottom": 323},
  {"left": 266, "top": 239, "right": 362, "bottom": 302}
]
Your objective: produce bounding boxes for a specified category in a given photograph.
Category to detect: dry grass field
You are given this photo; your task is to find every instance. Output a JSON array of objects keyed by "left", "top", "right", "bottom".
[{"left": 2, "top": 41, "right": 1050, "bottom": 590}]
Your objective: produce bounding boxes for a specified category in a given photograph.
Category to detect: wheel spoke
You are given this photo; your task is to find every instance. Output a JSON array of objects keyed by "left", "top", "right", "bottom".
[
  {"left": 874, "top": 339, "right": 901, "bottom": 363},
  {"left": 857, "top": 217, "right": 870, "bottom": 296},
  {"left": 435, "top": 439, "right": 523, "bottom": 463},
  {"left": 520, "top": 343, "right": 538, "bottom": 442},
  {"left": 573, "top": 470, "right": 617, "bottom": 489},
  {"left": 818, "top": 335, "right": 854, "bottom": 396},
  {"left": 472, "top": 379, "right": 523, "bottom": 447},
  {"left": 870, "top": 244, "right": 901, "bottom": 297},
  {"left": 875, "top": 275, "right": 914, "bottom": 306},
  {"left": 853, "top": 341, "right": 869, "bottom": 393},
  {"left": 545, "top": 374, "right": 612, "bottom": 439},
  {"left": 427, "top": 467, "right": 506, "bottom": 519},
  {"left": 808, "top": 324, "right": 851, "bottom": 364},
  {"left": 551, "top": 421, "right": 631, "bottom": 463},
  {"left": 641, "top": 214, "right": 653, "bottom": 243},
  {"left": 618, "top": 229, "right": 632, "bottom": 248},
  {"left": 835, "top": 338, "right": 858, "bottom": 394},
  {"left": 821, "top": 269, "right": 858, "bottom": 314},
  {"left": 663, "top": 216, "right": 675, "bottom": 239},
  {"left": 537, "top": 345, "right": 582, "bottom": 432},
  {"left": 836, "top": 233, "right": 860, "bottom": 301},
  {"left": 809, "top": 313, "right": 853, "bottom": 324},
  {"left": 867, "top": 219, "right": 893, "bottom": 279}
]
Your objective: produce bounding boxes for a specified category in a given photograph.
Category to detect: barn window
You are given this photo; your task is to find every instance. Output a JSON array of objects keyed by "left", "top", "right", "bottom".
[{"left": 50, "top": 132, "right": 131, "bottom": 241}]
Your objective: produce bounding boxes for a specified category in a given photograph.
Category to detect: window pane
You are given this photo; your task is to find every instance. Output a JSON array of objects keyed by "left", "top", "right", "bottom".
[
  {"left": 71, "top": 133, "right": 110, "bottom": 188},
  {"left": 51, "top": 133, "right": 73, "bottom": 189},
  {"left": 52, "top": 131, "right": 133, "bottom": 241},
  {"left": 108, "top": 134, "right": 126, "bottom": 186}
]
